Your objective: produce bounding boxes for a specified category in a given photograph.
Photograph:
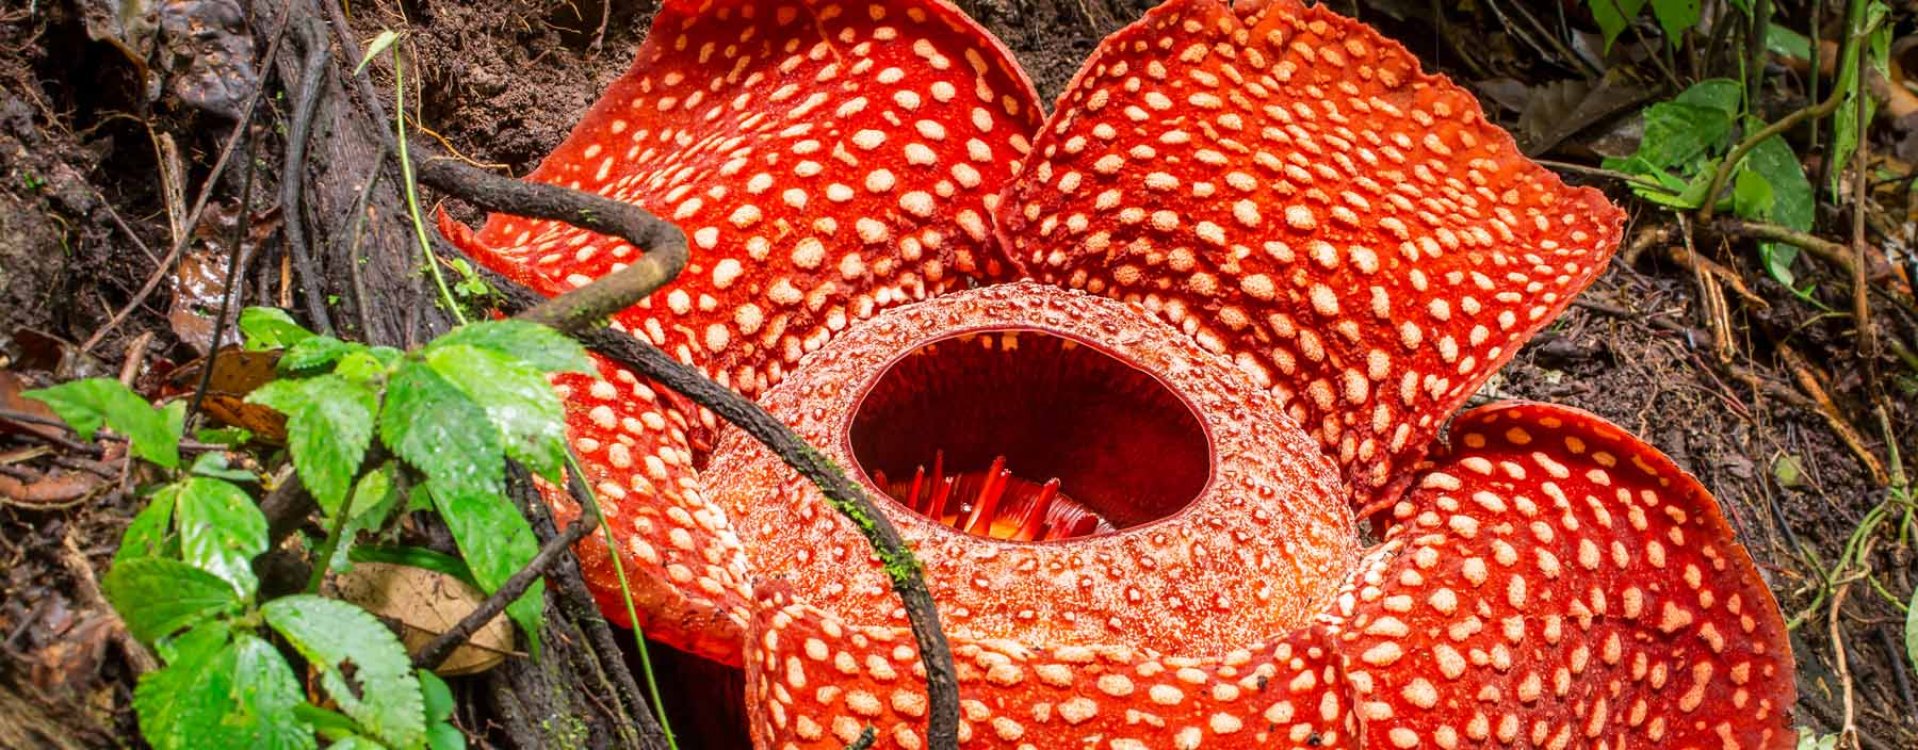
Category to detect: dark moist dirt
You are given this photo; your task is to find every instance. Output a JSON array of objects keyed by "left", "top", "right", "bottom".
[{"left": 1, "top": 0, "right": 1914, "bottom": 747}]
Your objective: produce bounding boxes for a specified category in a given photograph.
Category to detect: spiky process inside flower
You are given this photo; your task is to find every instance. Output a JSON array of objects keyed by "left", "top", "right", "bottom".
[{"left": 442, "top": 0, "right": 1797, "bottom": 747}]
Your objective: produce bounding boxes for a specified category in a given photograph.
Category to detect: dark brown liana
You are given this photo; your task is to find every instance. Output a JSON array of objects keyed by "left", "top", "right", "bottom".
[{"left": 413, "top": 155, "right": 963, "bottom": 750}]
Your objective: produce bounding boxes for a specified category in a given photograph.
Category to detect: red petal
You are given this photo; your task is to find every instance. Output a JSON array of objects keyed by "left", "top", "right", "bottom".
[
  {"left": 705, "top": 282, "right": 1357, "bottom": 657},
  {"left": 546, "top": 354, "right": 753, "bottom": 663},
  {"left": 1322, "top": 402, "right": 1794, "bottom": 748},
  {"left": 747, "top": 586, "right": 1358, "bottom": 749},
  {"left": 443, "top": 0, "right": 1044, "bottom": 401},
  {"left": 994, "top": 0, "right": 1625, "bottom": 513}
]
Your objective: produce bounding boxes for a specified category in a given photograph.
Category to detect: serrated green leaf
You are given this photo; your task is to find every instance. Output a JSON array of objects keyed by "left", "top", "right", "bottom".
[
  {"left": 263, "top": 595, "right": 425, "bottom": 748},
  {"left": 174, "top": 477, "right": 269, "bottom": 597},
  {"left": 1649, "top": 0, "right": 1701, "bottom": 43},
  {"left": 25, "top": 378, "right": 180, "bottom": 468},
  {"left": 279, "top": 336, "right": 361, "bottom": 374},
  {"left": 336, "top": 351, "right": 390, "bottom": 384},
  {"left": 426, "top": 320, "right": 592, "bottom": 374},
  {"left": 247, "top": 375, "right": 377, "bottom": 515},
  {"left": 424, "top": 479, "right": 545, "bottom": 656},
  {"left": 116, "top": 485, "right": 181, "bottom": 565},
  {"left": 424, "top": 343, "right": 569, "bottom": 480},
  {"left": 380, "top": 362, "right": 503, "bottom": 497},
  {"left": 379, "top": 362, "right": 543, "bottom": 653},
  {"left": 102, "top": 557, "right": 241, "bottom": 643},
  {"left": 1590, "top": 0, "right": 1649, "bottom": 51},
  {"left": 329, "top": 737, "right": 390, "bottom": 750},
  {"left": 135, "top": 631, "right": 313, "bottom": 750},
  {"left": 239, "top": 307, "right": 315, "bottom": 351},
  {"left": 1606, "top": 83, "right": 1740, "bottom": 179}
]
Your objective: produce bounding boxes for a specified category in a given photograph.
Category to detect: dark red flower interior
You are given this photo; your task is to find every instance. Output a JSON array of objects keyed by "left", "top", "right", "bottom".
[{"left": 851, "top": 329, "right": 1211, "bottom": 541}]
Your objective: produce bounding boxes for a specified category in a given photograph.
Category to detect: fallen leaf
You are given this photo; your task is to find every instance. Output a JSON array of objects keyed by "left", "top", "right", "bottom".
[
  {"left": 164, "top": 347, "right": 286, "bottom": 441},
  {"left": 331, "top": 562, "right": 513, "bottom": 676}
]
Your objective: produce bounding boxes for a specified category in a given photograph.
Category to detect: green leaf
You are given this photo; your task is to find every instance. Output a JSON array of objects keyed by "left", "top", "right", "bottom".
[
  {"left": 1589, "top": 0, "right": 1649, "bottom": 51},
  {"left": 1734, "top": 131, "right": 1815, "bottom": 287},
  {"left": 135, "top": 631, "right": 313, "bottom": 750},
  {"left": 239, "top": 307, "right": 315, "bottom": 351},
  {"left": 427, "top": 320, "right": 592, "bottom": 374},
  {"left": 329, "top": 737, "right": 391, "bottom": 750},
  {"left": 1605, "top": 82, "right": 1742, "bottom": 178},
  {"left": 1765, "top": 23, "right": 1813, "bottom": 60},
  {"left": 357, "top": 29, "right": 401, "bottom": 75},
  {"left": 102, "top": 557, "right": 242, "bottom": 643},
  {"left": 424, "top": 344, "right": 569, "bottom": 481},
  {"left": 1832, "top": 1, "right": 1892, "bottom": 193},
  {"left": 279, "top": 335, "right": 361, "bottom": 374},
  {"left": 427, "top": 723, "right": 467, "bottom": 750},
  {"left": 349, "top": 545, "right": 477, "bottom": 585},
  {"left": 419, "top": 671, "right": 455, "bottom": 723},
  {"left": 1673, "top": 78, "right": 1743, "bottom": 115},
  {"left": 292, "top": 703, "right": 364, "bottom": 741},
  {"left": 174, "top": 477, "right": 269, "bottom": 597},
  {"left": 191, "top": 452, "right": 259, "bottom": 482},
  {"left": 25, "top": 378, "right": 180, "bottom": 468},
  {"left": 380, "top": 362, "right": 543, "bottom": 653},
  {"left": 336, "top": 351, "right": 390, "bottom": 384},
  {"left": 194, "top": 426, "right": 255, "bottom": 446},
  {"left": 424, "top": 479, "right": 545, "bottom": 656},
  {"left": 247, "top": 375, "right": 378, "bottom": 515},
  {"left": 327, "top": 468, "right": 402, "bottom": 573},
  {"left": 116, "top": 485, "right": 181, "bottom": 565},
  {"left": 263, "top": 595, "right": 426, "bottom": 749},
  {"left": 1649, "top": 0, "right": 1701, "bottom": 43}
]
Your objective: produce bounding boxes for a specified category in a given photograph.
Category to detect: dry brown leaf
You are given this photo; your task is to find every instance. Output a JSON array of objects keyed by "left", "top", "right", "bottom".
[
  {"left": 164, "top": 347, "right": 286, "bottom": 441},
  {"left": 331, "top": 562, "right": 513, "bottom": 676}
]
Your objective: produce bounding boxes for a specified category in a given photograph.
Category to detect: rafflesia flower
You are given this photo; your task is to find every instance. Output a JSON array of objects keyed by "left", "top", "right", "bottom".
[{"left": 440, "top": 0, "right": 1796, "bottom": 747}]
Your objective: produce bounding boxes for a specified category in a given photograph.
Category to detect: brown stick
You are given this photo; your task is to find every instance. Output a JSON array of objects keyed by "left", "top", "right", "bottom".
[{"left": 412, "top": 516, "right": 597, "bottom": 670}]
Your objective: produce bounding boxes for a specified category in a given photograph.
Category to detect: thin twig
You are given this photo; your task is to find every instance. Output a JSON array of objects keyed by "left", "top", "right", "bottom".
[
  {"left": 81, "top": 13, "right": 296, "bottom": 353},
  {"left": 282, "top": 19, "right": 336, "bottom": 335},
  {"left": 422, "top": 157, "right": 961, "bottom": 748},
  {"left": 187, "top": 129, "right": 262, "bottom": 425},
  {"left": 412, "top": 516, "right": 596, "bottom": 670}
]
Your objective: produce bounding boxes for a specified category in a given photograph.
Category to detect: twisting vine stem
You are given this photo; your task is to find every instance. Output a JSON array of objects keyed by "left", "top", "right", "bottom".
[{"left": 413, "top": 156, "right": 963, "bottom": 750}]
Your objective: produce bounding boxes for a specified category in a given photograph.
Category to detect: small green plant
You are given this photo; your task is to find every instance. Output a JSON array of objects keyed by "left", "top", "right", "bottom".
[
  {"left": 26, "top": 309, "right": 591, "bottom": 749},
  {"left": 1606, "top": 79, "right": 1814, "bottom": 286},
  {"left": 1588, "top": 0, "right": 1707, "bottom": 51}
]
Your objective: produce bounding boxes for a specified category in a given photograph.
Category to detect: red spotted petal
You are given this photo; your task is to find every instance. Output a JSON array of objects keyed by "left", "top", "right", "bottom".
[
  {"left": 746, "top": 586, "right": 1359, "bottom": 749},
  {"left": 544, "top": 355, "right": 752, "bottom": 663},
  {"left": 994, "top": 0, "right": 1625, "bottom": 514},
  {"left": 1321, "top": 402, "right": 1794, "bottom": 749},
  {"left": 440, "top": 0, "right": 1045, "bottom": 662},
  {"left": 443, "top": 0, "right": 1044, "bottom": 400}
]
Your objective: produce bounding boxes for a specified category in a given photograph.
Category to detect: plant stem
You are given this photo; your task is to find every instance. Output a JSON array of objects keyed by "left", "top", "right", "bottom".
[
  {"left": 561, "top": 454, "right": 678, "bottom": 750},
  {"left": 391, "top": 51, "right": 466, "bottom": 325},
  {"left": 306, "top": 481, "right": 360, "bottom": 593}
]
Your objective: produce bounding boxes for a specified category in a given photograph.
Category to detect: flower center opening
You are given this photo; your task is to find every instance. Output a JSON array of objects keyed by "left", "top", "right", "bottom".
[{"left": 849, "top": 329, "right": 1211, "bottom": 542}]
